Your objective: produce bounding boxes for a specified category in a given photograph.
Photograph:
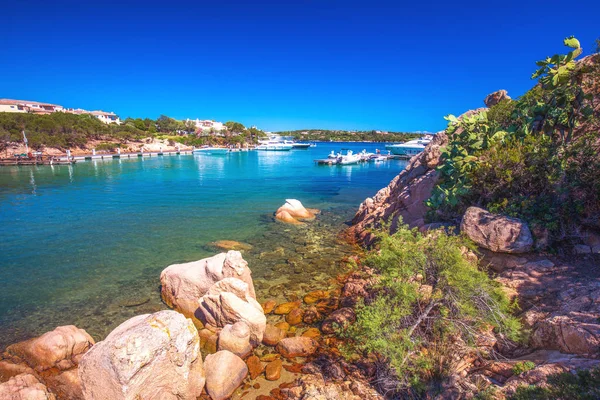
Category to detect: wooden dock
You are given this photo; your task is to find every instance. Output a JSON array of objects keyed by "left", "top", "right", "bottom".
[
  {"left": 69, "top": 150, "right": 193, "bottom": 161},
  {"left": 0, "top": 150, "right": 194, "bottom": 167}
]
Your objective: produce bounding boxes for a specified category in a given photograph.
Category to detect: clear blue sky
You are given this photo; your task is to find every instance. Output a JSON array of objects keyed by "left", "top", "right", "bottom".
[{"left": 2, "top": 1, "right": 599, "bottom": 132}]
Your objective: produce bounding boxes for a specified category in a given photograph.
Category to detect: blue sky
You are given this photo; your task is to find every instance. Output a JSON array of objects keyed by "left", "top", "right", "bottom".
[{"left": 2, "top": 1, "right": 599, "bottom": 132}]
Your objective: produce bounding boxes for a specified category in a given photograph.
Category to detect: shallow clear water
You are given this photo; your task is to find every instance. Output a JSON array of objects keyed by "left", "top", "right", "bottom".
[{"left": 0, "top": 143, "right": 406, "bottom": 348}]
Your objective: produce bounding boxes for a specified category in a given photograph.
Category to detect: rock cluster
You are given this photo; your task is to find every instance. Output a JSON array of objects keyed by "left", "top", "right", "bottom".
[
  {"left": 197, "top": 278, "right": 266, "bottom": 345},
  {"left": 1, "top": 325, "right": 95, "bottom": 400},
  {"left": 160, "top": 250, "right": 255, "bottom": 326}
]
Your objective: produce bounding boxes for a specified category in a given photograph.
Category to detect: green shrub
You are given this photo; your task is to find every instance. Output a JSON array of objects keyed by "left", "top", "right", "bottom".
[
  {"left": 512, "top": 361, "right": 536, "bottom": 375},
  {"left": 340, "top": 224, "right": 521, "bottom": 391},
  {"left": 510, "top": 367, "right": 600, "bottom": 400}
]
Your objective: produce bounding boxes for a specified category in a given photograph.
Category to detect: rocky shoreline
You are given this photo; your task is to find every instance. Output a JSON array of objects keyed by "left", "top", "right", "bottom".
[{"left": 2, "top": 116, "right": 600, "bottom": 399}]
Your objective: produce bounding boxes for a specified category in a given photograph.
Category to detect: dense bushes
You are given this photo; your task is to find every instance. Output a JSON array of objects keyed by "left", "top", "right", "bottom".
[
  {"left": 341, "top": 225, "right": 520, "bottom": 395},
  {"left": 0, "top": 112, "right": 148, "bottom": 150},
  {"left": 427, "top": 37, "right": 600, "bottom": 243}
]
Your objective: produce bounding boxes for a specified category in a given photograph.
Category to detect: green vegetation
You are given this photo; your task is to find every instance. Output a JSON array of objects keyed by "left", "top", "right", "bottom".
[
  {"left": 0, "top": 111, "right": 265, "bottom": 154},
  {"left": 426, "top": 37, "right": 600, "bottom": 243},
  {"left": 512, "top": 361, "right": 536, "bottom": 375},
  {"left": 510, "top": 367, "right": 600, "bottom": 400},
  {"left": 341, "top": 224, "right": 520, "bottom": 395},
  {"left": 0, "top": 112, "right": 148, "bottom": 151},
  {"left": 277, "top": 129, "right": 421, "bottom": 142}
]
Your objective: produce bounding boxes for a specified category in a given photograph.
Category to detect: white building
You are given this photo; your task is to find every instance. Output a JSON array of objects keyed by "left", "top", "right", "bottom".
[
  {"left": 186, "top": 118, "right": 226, "bottom": 132},
  {"left": 90, "top": 111, "right": 121, "bottom": 125},
  {"left": 0, "top": 99, "right": 64, "bottom": 114},
  {"left": 0, "top": 99, "right": 120, "bottom": 124}
]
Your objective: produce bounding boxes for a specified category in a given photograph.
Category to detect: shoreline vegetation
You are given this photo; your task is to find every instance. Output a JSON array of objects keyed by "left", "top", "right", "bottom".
[
  {"left": 1, "top": 36, "right": 600, "bottom": 400},
  {"left": 0, "top": 112, "right": 420, "bottom": 159}
]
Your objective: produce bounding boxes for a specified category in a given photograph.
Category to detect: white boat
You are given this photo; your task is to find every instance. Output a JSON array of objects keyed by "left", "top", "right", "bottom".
[
  {"left": 291, "top": 142, "right": 311, "bottom": 149},
  {"left": 337, "top": 150, "right": 362, "bottom": 165},
  {"left": 256, "top": 141, "right": 293, "bottom": 151},
  {"left": 193, "top": 147, "right": 230, "bottom": 155},
  {"left": 386, "top": 137, "right": 432, "bottom": 156}
]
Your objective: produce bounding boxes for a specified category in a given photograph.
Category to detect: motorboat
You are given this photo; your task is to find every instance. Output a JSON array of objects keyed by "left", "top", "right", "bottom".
[
  {"left": 255, "top": 141, "right": 293, "bottom": 151},
  {"left": 193, "top": 147, "right": 230, "bottom": 155},
  {"left": 291, "top": 142, "right": 311, "bottom": 149},
  {"left": 385, "top": 137, "right": 432, "bottom": 156},
  {"left": 337, "top": 150, "right": 362, "bottom": 165}
]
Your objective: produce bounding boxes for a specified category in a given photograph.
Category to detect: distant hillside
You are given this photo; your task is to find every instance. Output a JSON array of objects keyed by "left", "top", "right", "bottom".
[{"left": 276, "top": 129, "right": 423, "bottom": 142}]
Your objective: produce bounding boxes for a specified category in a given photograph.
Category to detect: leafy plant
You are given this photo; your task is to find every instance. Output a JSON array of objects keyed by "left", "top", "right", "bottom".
[
  {"left": 340, "top": 224, "right": 521, "bottom": 392},
  {"left": 512, "top": 361, "right": 536, "bottom": 375}
]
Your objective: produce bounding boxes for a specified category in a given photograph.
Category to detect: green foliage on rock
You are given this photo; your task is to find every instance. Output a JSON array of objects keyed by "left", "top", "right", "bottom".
[
  {"left": 427, "top": 36, "right": 600, "bottom": 242},
  {"left": 340, "top": 224, "right": 521, "bottom": 393},
  {"left": 512, "top": 361, "right": 536, "bottom": 375},
  {"left": 510, "top": 367, "right": 600, "bottom": 400}
]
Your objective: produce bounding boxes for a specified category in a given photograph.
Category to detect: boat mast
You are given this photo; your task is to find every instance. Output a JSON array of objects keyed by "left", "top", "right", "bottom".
[{"left": 22, "top": 130, "right": 29, "bottom": 153}]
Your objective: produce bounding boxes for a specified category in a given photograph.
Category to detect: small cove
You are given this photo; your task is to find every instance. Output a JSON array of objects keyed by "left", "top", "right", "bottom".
[{"left": 0, "top": 143, "right": 407, "bottom": 349}]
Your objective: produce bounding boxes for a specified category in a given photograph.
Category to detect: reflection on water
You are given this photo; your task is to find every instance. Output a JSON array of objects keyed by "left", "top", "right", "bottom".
[{"left": 0, "top": 143, "right": 407, "bottom": 348}]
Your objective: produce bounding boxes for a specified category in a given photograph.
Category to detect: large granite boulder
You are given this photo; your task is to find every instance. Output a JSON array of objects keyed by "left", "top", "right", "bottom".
[
  {"left": 4, "top": 325, "right": 94, "bottom": 372},
  {"left": 204, "top": 350, "right": 248, "bottom": 400},
  {"left": 275, "top": 199, "right": 318, "bottom": 225},
  {"left": 484, "top": 89, "right": 511, "bottom": 107},
  {"left": 531, "top": 315, "right": 600, "bottom": 357},
  {"left": 78, "top": 310, "right": 204, "bottom": 400},
  {"left": 160, "top": 251, "right": 255, "bottom": 325},
  {"left": 460, "top": 207, "right": 533, "bottom": 253},
  {"left": 217, "top": 322, "right": 252, "bottom": 357},
  {"left": 197, "top": 278, "right": 266, "bottom": 346},
  {"left": 0, "top": 373, "right": 56, "bottom": 400}
]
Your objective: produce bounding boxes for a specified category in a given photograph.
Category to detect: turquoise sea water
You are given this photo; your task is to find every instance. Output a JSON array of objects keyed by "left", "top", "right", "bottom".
[{"left": 0, "top": 142, "right": 407, "bottom": 348}]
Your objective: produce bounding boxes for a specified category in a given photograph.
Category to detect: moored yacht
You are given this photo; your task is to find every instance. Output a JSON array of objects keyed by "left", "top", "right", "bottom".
[
  {"left": 192, "top": 147, "right": 230, "bottom": 155},
  {"left": 255, "top": 140, "right": 294, "bottom": 151},
  {"left": 385, "top": 137, "right": 432, "bottom": 156}
]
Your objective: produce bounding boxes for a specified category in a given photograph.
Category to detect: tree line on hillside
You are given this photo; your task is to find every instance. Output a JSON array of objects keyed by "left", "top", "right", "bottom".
[
  {"left": 277, "top": 129, "right": 423, "bottom": 142},
  {"left": 0, "top": 112, "right": 264, "bottom": 154}
]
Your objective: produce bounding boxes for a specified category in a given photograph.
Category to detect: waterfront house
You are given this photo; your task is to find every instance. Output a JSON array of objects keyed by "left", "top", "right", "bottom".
[{"left": 0, "top": 99, "right": 64, "bottom": 114}]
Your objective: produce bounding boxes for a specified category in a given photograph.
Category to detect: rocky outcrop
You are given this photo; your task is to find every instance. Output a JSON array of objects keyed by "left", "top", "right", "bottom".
[
  {"left": 348, "top": 131, "right": 448, "bottom": 245},
  {"left": 4, "top": 325, "right": 94, "bottom": 372},
  {"left": 461, "top": 207, "right": 533, "bottom": 253},
  {"left": 484, "top": 89, "right": 511, "bottom": 107},
  {"left": 78, "top": 310, "right": 204, "bottom": 400},
  {"left": 203, "top": 350, "right": 247, "bottom": 400},
  {"left": 275, "top": 199, "right": 319, "bottom": 225},
  {"left": 0, "top": 373, "right": 56, "bottom": 400},
  {"left": 160, "top": 250, "right": 255, "bottom": 325},
  {"left": 196, "top": 278, "right": 266, "bottom": 346}
]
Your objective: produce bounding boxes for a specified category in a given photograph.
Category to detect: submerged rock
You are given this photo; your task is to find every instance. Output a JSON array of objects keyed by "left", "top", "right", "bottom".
[
  {"left": 79, "top": 310, "right": 204, "bottom": 400},
  {"left": 460, "top": 207, "right": 533, "bottom": 253},
  {"left": 210, "top": 240, "right": 253, "bottom": 252},
  {"left": 204, "top": 350, "right": 248, "bottom": 400},
  {"left": 196, "top": 278, "right": 266, "bottom": 346},
  {"left": 276, "top": 337, "right": 318, "bottom": 358},
  {"left": 160, "top": 251, "right": 255, "bottom": 325}
]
